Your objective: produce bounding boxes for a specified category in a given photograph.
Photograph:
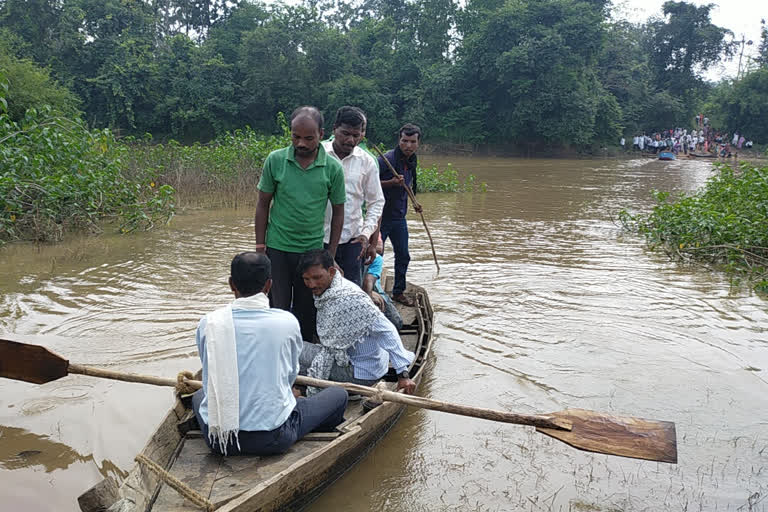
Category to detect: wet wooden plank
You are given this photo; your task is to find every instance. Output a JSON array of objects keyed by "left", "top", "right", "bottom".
[
  {"left": 151, "top": 437, "right": 222, "bottom": 511},
  {"left": 209, "top": 438, "right": 329, "bottom": 506}
]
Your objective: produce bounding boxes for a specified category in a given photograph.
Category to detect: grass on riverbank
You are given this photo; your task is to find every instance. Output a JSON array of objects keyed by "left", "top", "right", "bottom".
[
  {"left": 620, "top": 161, "right": 768, "bottom": 293},
  {"left": 124, "top": 124, "right": 288, "bottom": 209},
  {"left": 0, "top": 109, "right": 174, "bottom": 244}
]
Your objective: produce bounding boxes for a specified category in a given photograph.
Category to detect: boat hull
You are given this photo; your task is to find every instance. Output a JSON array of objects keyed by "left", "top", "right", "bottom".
[
  {"left": 658, "top": 151, "right": 676, "bottom": 161},
  {"left": 79, "top": 282, "right": 434, "bottom": 512}
]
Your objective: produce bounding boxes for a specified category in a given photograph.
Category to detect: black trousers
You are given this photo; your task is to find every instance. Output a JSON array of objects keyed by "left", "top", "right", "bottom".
[
  {"left": 192, "top": 387, "right": 348, "bottom": 456},
  {"left": 327, "top": 240, "right": 363, "bottom": 287},
  {"left": 267, "top": 247, "right": 316, "bottom": 342}
]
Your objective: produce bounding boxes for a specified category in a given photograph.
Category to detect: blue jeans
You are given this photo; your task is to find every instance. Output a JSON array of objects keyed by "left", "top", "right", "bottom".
[
  {"left": 192, "top": 387, "right": 348, "bottom": 456},
  {"left": 380, "top": 218, "right": 410, "bottom": 296}
]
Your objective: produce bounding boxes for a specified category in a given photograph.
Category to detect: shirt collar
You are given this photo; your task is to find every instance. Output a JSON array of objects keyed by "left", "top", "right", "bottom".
[
  {"left": 287, "top": 144, "right": 328, "bottom": 169},
  {"left": 324, "top": 140, "right": 364, "bottom": 161}
]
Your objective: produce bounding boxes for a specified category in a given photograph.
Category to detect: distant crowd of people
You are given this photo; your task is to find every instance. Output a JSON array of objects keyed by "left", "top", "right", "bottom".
[{"left": 621, "top": 115, "right": 753, "bottom": 158}]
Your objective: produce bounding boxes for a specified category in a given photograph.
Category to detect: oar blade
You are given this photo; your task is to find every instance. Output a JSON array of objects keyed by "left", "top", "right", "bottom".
[
  {"left": 536, "top": 408, "right": 677, "bottom": 464},
  {"left": 0, "top": 338, "right": 69, "bottom": 385}
]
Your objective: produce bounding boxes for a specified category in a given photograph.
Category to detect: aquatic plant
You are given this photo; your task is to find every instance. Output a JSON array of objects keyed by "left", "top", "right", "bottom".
[
  {"left": 122, "top": 114, "right": 290, "bottom": 208},
  {"left": 0, "top": 77, "right": 175, "bottom": 243},
  {"left": 417, "top": 163, "right": 487, "bottom": 193},
  {"left": 620, "top": 162, "right": 768, "bottom": 293}
]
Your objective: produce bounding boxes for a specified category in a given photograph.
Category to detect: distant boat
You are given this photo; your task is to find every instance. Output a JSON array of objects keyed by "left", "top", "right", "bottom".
[{"left": 658, "top": 152, "right": 676, "bottom": 161}]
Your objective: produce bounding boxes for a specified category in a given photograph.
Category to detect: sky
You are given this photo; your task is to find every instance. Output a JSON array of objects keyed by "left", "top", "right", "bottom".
[{"left": 612, "top": 0, "right": 766, "bottom": 79}]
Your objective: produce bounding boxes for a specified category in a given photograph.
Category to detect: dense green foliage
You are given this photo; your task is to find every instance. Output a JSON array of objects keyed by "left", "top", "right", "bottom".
[
  {"left": 620, "top": 163, "right": 768, "bottom": 293},
  {"left": 0, "top": 104, "right": 175, "bottom": 243},
  {"left": 0, "top": 31, "right": 80, "bottom": 121},
  {"left": 703, "top": 68, "right": 768, "bottom": 144},
  {"left": 417, "top": 164, "right": 486, "bottom": 193},
  {"left": 124, "top": 117, "right": 290, "bottom": 207},
  {"left": 0, "top": 0, "right": 742, "bottom": 148}
]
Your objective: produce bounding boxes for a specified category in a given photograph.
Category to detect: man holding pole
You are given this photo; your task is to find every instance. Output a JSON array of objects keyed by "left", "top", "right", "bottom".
[{"left": 378, "top": 123, "right": 422, "bottom": 306}]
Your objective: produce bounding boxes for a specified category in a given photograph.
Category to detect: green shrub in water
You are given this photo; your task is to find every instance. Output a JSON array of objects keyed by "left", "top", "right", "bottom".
[
  {"left": 417, "top": 163, "right": 487, "bottom": 193},
  {"left": 620, "top": 162, "right": 768, "bottom": 293},
  {"left": 122, "top": 114, "right": 290, "bottom": 207},
  {"left": 0, "top": 75, "right": 175, "bottom": 243}
]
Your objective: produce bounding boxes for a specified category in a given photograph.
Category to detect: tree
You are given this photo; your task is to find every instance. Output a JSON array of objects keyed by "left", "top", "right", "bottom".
[
  {"left": 0, "top": 34, "right": 80, "bottom": 120},
  {"left": 646, "top": 2, "right": 734, "bottom": 93},
  {"left": 715, "top": 69, "right": 768, "bottom": 142},
  {"left": 757, "top": 18, "right": 768, "bottom": 68},
  {"left": 456, "top": 0, "right": 621, "bottom": 147}
]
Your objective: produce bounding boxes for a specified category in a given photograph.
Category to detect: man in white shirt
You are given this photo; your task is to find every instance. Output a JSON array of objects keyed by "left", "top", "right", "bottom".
[
  {"left": 297, "top": 249, "right": 416, "bottom": 394},
  {"left": 192, "top": 252, "right": 348, "bottom": 455},
  {"left": 322, "top": 106, "right": 384, "bottom": 287}
]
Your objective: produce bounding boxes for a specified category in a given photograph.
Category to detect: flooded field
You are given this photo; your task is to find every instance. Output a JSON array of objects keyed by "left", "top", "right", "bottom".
[{"left": 1, "top": 156, "right": 766, "bottom": 511}]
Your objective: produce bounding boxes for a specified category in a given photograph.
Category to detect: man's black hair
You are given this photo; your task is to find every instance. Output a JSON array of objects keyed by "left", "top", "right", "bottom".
[
  {"left": 230, "top": 252, "right": 271, "bottom": 296},
  {"left": 297, "top": 249, "right": 335, "bottom": 275},
  {"left": 333, "top": 106, "right": 366, "bottom": 129},
  {"left": 399, "top": 123, "right": 422, "bottom": 141},
  {"left": 290, "top": 106, "right": 324, "bottom": 131}
]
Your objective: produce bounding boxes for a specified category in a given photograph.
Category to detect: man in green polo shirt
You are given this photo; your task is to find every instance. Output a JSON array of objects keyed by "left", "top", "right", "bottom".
[{"left": 254, "top": 106, "right": 346, "bottom": 341}]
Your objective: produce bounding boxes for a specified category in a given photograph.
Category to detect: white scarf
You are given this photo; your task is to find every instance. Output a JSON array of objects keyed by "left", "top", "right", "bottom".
[
  {"left": 308, "top": 273, "right": 380, "bottom": 395},
  {"left": 204, "top": 292, "right": 270, "bottom": 454}
]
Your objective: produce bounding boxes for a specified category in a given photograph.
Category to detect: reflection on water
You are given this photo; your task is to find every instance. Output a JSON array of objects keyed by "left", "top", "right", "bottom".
[{"left": 1, "top": 156, "right": 767, "bottom": 511}]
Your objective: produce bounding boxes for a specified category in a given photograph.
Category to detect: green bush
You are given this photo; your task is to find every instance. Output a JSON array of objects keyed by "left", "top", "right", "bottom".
[
  {"left": 0, "top": 78, "right": 175, "bottom": 243},
  {"left": 417, "top": 163, "right": 487, "bottom": 193},
  {"left": 0, "top": 36, "right": 80, "bottom": 121},
  {"left": 121, "top": 114, "right": 290, "bottom": 207},
  {"left": 620, "top": 162, "right": 768, "bottom": 293}
]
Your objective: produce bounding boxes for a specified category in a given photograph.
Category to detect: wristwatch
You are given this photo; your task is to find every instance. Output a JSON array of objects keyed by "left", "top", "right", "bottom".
[{"left": 397, "top": 370, "right": 410, "bottom": 380}]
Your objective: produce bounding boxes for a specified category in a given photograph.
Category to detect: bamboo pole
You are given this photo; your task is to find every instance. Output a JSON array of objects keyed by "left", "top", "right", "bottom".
[{"left": 67, "top": 364, "right": 569, "bottom": 430}]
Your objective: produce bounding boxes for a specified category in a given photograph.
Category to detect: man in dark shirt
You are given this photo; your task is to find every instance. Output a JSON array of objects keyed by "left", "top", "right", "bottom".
[{"left": 377, "top": 123, "right": 422, "bottom": 306}]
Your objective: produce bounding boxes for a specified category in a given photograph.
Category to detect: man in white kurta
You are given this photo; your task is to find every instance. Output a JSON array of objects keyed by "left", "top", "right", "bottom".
[{"left": 322, "top": 106, "right": 384, "bottom": 286}]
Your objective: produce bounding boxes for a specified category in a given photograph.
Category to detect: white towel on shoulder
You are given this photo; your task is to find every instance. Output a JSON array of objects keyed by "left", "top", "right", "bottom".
[{"left": 204, "top": 292, "right": 270, "bottom": 454}]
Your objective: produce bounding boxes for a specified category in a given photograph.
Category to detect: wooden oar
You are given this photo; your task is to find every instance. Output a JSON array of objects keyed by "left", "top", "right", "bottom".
[
  {"left": 0, "top": 338, "right": 677, "bottom": 463},
  {"left": 373, "top": 144, "right": 440, "bottom": 274}
]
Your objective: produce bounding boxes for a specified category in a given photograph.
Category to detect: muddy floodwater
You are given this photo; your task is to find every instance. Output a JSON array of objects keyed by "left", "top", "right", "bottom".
[{"left": 1, "top": 156, "right": 767, "bottom": 512}]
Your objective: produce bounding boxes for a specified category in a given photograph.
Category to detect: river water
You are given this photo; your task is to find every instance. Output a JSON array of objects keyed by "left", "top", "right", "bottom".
[{"left": 1, "top": 156, "right": 766, "bottom": 511}]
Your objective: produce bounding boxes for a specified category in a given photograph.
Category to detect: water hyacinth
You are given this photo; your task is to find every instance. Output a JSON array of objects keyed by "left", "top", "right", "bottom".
[{"left": 620, "top": 161, "right": 768, "bottom": 293}]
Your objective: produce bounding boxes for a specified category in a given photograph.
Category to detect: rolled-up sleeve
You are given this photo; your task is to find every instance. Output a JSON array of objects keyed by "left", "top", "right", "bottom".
[{"left": 375, "top": 316, "right": 414, "bottom": 374}]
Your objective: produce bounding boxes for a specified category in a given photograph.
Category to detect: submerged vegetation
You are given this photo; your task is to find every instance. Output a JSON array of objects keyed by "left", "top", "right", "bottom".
[
  {"left": 418, "top": 164, "right": 487, "bottom": 193},
  {"left": 0, "top": 76, "right": 174, "bottom": 243},
  {"left": 620, "top": 162, "right": 768, "bottom": 293},
  {"left": 124, "top": 117, "right": 290, "bottom": 209}
]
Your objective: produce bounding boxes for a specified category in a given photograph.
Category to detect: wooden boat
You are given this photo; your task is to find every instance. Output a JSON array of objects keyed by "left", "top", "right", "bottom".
[
  {"left": 78, "top": 281, "right": 434, "bottom": 512},
  {"left": 688, "top": 152, "right": 716, "bottom": 159},
  {"left": 658, "top": 151, "right": 675, "bottom": 161}
]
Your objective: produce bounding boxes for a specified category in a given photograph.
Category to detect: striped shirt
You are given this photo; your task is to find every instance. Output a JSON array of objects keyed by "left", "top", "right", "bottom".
[{"left": 348, "top": 313, "right": 414, "bottom": 380}]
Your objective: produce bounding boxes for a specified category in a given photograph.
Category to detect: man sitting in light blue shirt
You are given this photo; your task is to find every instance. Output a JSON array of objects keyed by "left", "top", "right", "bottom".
[
  {"left": 362, "top": 235, "right": 403, "bottom": 331},
  {"left": 297, "top": 249, "right": 416, "bottom": 394},
  {"left": 191, "top": 252, "right": 348, "bottom": 456}
]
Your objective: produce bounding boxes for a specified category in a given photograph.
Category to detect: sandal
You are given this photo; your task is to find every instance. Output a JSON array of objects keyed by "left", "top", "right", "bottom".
[{"left": 392, "top": 294, "right": 416, "bottom": 307}]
